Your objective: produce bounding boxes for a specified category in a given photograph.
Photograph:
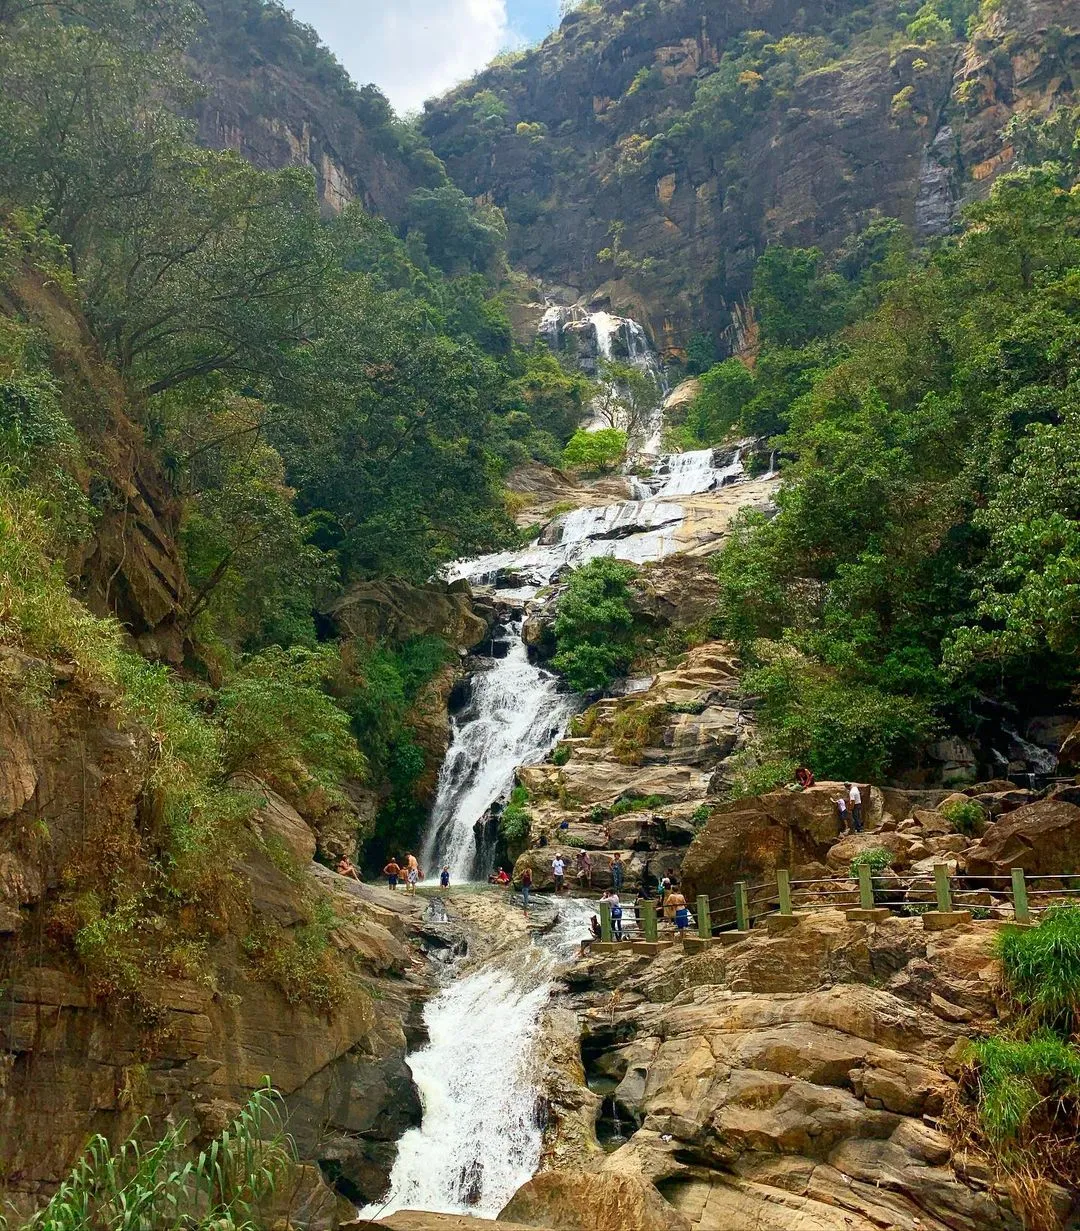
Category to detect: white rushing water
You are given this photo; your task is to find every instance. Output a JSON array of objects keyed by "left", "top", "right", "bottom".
[
  {"left": 379, "top": 305, "right": 762, "bottom": 1224},
  {"left": 364, "top": 900, "right": 595, "bottom": 1219},
  {"left": 421, "top": 621, "right": 578, "bottom": 881}
]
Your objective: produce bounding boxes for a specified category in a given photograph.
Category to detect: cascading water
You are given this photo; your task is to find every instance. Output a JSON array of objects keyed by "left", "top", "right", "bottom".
[
  {"left": 363, "top": 900, "right": 595, "bottom": 1219},
  {"left": 382, "top": 303, "right": 769, "bottom": 1223},
  {"left": 421, "top": 618, "right": 578, "bottom": 881}
]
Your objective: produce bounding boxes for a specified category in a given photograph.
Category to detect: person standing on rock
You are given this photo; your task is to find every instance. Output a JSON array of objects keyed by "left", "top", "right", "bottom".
[
  {"left": 552, "top": 854, "right": 566, "bottom": 893},
  {"left": 440, "top": 866, "right": 451, "bottom": 890},
  {"left": 577, "top": 849, "right": 593, "bottom": 889},
  {"left": 520, "top": 866, "right": 533, "bottom": 910},
  {"left": 383, "top": 857, "right": 401, "bottom": 890},
  {"left": 848, "top": 783, "right": 863, "bottom": 833},
  {"left": 406, "top": 863, "right": 419, "bottom": 894},
  {"left": 600, "top": 889, "right": 623, "bottom": 940},
  {"left": 611, "top": 852, "right": 625, "bottom": 892}
]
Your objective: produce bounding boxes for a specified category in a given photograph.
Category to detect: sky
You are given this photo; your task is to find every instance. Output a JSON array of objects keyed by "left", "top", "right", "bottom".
[{"left": 286, "top": 0, "right": 562, "bottom": 114}]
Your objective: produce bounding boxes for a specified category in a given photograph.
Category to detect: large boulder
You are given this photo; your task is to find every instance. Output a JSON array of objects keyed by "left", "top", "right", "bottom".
[
  {"left": 325, "top": 577, "right": 488, "bottom": 651},
  {"left": 965, "top": 800, "right": 1080, "bottom": 877},
  {"left": 826, "top": 831, "right": 909, "bottom": 872},
  {"left": 499, "top": 1170, "right": 691, "bottom": 1231},
  {"left": 680, "top": 784, "right": 880, "bottom": 898}
]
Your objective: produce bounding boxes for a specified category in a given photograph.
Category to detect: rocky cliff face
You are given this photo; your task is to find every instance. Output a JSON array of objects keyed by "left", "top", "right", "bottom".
[
  {"left": 423, "top": 0, "right": 1079, "bottom": 352},
  {"left": 0, "top": 653, "right": 431, "bottom": 1220},
  {"left": 188, "top": 0, "right": 444, "bottom": 219}
]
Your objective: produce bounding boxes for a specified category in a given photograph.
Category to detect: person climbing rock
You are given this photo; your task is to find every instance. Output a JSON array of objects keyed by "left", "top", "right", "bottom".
[
  {"left": 520, "top": 866, "right": 533, "bottom": 909},
  {"left": 611, "top": 851, "right": 625, "bottom": 891},
  {"left": 835, "top": 793, "right": 850, "bottom": 835},
  {"left": 383, "top": 857, "right": 401, "bottom": 890},
  {"left": 551, "top": 854, "right": 566, "bottom": 893},
  {"left": 848, "top": 782, "right": 863, "bottom": 833}
]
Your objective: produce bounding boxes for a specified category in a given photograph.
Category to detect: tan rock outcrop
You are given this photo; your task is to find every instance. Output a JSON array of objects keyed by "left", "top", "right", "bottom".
[
  {"left": 965, "top": 799, "right": 1080, "bottom": 877},
  {"left": 500, "top": 1170, "right": 692, "bottom": 1231}
]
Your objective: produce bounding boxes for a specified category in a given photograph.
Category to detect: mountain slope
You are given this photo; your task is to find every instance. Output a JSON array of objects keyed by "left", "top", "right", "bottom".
[
  {"left": 189, "top": 0, "right": 445, "bottom": 219},
  {"left": 422, "top": 0, "right": 1079, "bottom": 353}
]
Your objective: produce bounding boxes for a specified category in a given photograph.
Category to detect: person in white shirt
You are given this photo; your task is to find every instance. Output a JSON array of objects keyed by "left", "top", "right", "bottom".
[
  {"left": 551, "top": 855, "right": 566, "bottom": 893},
  {"left": 847, "top": 783, "right": 863, "bottom": 833}
]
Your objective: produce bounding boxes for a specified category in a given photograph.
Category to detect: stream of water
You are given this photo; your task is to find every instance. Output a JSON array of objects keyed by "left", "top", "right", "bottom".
[{"left": 365, "top": 306, "right": 751, "bottom": 1220}]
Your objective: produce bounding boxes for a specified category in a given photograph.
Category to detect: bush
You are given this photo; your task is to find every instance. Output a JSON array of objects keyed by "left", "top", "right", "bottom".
[
  {"left": 217, "top": 644, "right": 366, "bottom": 800},
  {"left": 500, "top": 785, "right": 532, "bottom": 842},
  {"left": 849, "top": 847, "right": 894, "bottom": 876},
  {"left": 610, "top": 793, "right": 668, "bottom": 816},
  {"left": 551, "top": 558, "right": 640, "bottom": 692},
  {"left": 966, "top": 1032, "right": 1080, "bottom": 1144},
  {"left": 561, "top": 427, "right": 628, "bottom": 472},
  {"left": 552, "top": 743, "right": 571, "bottom": 766},
  {"left": 940, "top": 797, "right": 985, "bottom": 836},
  {"left": 242, "top": 897, "right": 351, "bottom": 1014},
  {"left": 692, "top": 803, "right": 712, "bottom": 826}
]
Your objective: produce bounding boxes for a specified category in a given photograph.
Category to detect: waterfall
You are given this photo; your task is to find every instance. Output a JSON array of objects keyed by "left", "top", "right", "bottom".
[
  {"left": 364, "top": 900, "right": 595, "bottom": 1219},
  {"left": 421, "top": 621, "right": 578, "bottom": 881}
]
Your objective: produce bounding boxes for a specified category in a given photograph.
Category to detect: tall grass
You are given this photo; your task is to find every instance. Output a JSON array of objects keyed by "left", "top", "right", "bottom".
[
  {"left": 5, "top": 1084, "right": 292, "bottom": 1230},
  {"left": 996, "top": 905, "right": 1080, "bottom": 1034}
]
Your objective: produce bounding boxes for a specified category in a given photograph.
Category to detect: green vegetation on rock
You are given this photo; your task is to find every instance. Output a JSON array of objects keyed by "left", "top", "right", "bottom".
[{"left": 551, "top": 558, "right": 640, "bottom": 691}]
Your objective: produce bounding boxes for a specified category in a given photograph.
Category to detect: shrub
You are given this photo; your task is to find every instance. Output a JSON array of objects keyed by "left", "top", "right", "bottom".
[
  {"left": 217, "top": 644, "right": 366, "bottom": 800},
  {"left": 965, "top": 1032, "right": 1080, "bottom": 1144},
  {"left": 849, "top": 847, "right": 894, "bottom": 877},
  {"left": 610, "top": 793, "right": 668, "bottom": 816},
  {"left": 610, "top": 702, "right": 663, "bottom": 765},
  {"left": 500, "top": 785, "right": 532, "bottom": 842},
  {"left": 552, "top": 558, "right": 640, "bottom": 692},
  {"left": 242, "top": 897, "right": 350, "bottom": 1015},
  {"left": 692, "top": 803, "right": 712, "bottom": 826},
  {"left": 561, "top": 427, "right": 628, "bottom": 472},
  {"left": 941, "top": 797, "right": 985, "bottom": 836},
  {"left": 552, "top": 743, "right": 571, "bottom": 766}
]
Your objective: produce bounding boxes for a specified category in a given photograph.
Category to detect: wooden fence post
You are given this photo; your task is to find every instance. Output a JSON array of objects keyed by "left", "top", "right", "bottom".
[
  {"left": 857, "top": 863, "right": 874, "bottom": 911},
  {"left": 696, "top": 895, "right": 711, "bottom": 939},
  {"left": 642, "top": 899, "right": 658, "bottom": 943},
  {"left": 1011, "top": 867, "right": 1030, "bottom": 924},
  {"left": 933, "top": 863, "right": 952, "bottom": 914},
  {"left": 599, "top": 901, "right": 613, "bottom": 943},
  {"left": 777, "top": 869, "right": 793, "bottom": 916},
  {"left": 734, "top": 881, "right": 749, "bottom": 932}
]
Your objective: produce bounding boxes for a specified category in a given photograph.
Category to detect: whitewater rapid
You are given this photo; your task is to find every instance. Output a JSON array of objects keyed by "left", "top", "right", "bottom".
[{"left": 361, "top": 899, "right": 595, "bottom": 1219}]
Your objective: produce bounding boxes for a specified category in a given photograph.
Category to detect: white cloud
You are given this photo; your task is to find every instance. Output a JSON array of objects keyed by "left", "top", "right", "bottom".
[{"left": 290, "top": 0, "right": 514, "bottom": 115}]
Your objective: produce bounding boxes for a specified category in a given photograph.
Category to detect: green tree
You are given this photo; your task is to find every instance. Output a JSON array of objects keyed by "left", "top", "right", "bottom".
[
  {"left": 552, "top": 558, "right": 639, "bottom": 691},
  {"left": 561, "top": 427, "right": 628, "bottom": 472}
]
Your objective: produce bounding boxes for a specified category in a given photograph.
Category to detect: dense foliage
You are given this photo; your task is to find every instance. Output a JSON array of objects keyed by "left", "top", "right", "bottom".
[
  {"left": 698, "top": 134, "right": 1080, "bottom": 781},
  {"left": 0, "top": 0, "right": 596, "bottom": 889},
  {"left": 551, "top": 558, "right": 640, "bottom": 691}
]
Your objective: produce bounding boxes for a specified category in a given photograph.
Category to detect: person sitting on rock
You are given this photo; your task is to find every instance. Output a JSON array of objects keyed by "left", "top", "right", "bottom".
[
  {"left": 795, "top": 765, "right": 815, "bottom": 789},
  {"left": 495, "top": 867, "right": 511, "bottom": 886},
  {"left": 337, "top": 856, "right": 360, "bottom": 882}
]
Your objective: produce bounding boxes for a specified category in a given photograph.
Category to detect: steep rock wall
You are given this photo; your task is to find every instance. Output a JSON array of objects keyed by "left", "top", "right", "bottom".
[{"left": 423, "top": 0, "right": 1079, "bottom": 352}]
